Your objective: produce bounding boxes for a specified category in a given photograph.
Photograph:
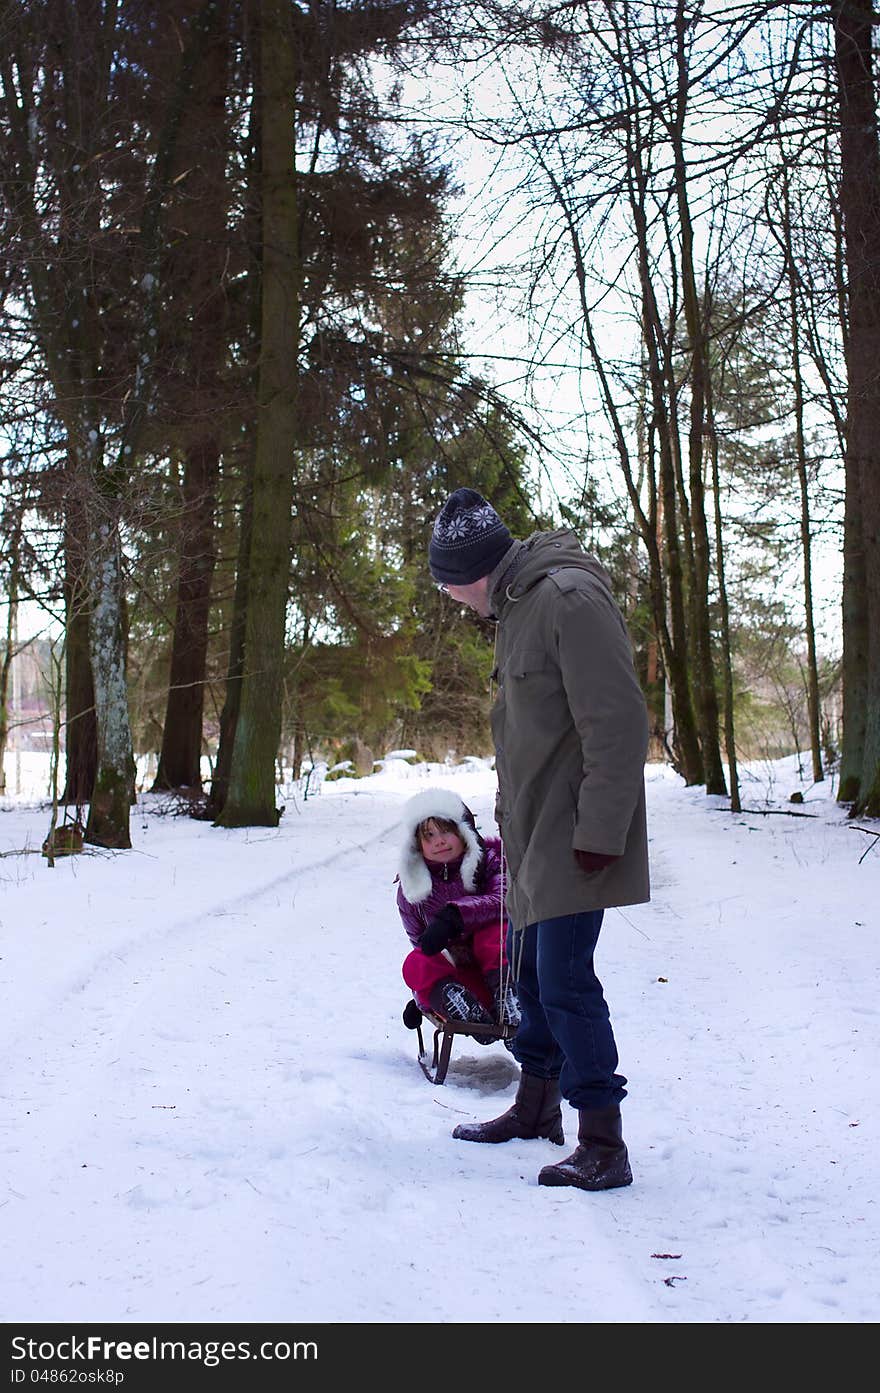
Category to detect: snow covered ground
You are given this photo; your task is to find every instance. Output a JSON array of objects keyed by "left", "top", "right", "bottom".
[{"left": 1, "top": 754, "right": 877, "bottom": 1324}]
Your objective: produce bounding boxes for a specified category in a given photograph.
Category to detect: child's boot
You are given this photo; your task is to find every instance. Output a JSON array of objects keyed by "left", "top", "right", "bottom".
[
  {"left": 484, "top": 969, "right": 521, "bottom": 1028},
  {"left": 427, "top": 978, "right": 494, "bottom": 1028}
]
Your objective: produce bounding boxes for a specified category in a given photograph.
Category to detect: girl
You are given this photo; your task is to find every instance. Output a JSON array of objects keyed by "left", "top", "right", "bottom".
[{"left": 396, "top": 788, "right": 520, "bottom": 1030}]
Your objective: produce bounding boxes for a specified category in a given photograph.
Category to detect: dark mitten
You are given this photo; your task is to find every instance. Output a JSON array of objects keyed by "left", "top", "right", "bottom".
[
  {"left": 420, "top": 903, "right": 465, "bottom": 956},
  {"left": 402, "top": 1000, "right": 423, "bottom": 1030},
  {"left": 574, "top": 849, "right": 620, "bottom": 874}
]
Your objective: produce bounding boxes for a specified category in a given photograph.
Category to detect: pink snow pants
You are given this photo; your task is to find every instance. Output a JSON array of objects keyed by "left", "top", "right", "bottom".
[{"left": 402, "top": 923, "right": 506, "bottom": 1012}]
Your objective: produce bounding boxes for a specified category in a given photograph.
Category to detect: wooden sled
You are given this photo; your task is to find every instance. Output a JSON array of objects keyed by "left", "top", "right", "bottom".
[{"left": 403, "top": 999, "right": 516, "bottom": 1085}]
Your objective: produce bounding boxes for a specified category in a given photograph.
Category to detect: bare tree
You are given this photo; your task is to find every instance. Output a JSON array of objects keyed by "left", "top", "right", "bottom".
[{"left": 833, "top": 0, "right": 880, "bottom": 814}]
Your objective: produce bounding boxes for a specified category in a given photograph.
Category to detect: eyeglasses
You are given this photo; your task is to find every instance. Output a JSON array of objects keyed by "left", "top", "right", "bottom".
[{"left": 435, "top": 582, "right": 449, "bottom": 595}]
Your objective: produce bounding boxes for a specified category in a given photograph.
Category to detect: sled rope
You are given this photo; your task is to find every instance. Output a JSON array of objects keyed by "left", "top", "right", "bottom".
[
  {"left": 500, "top": 838, "right": 525, "bottom": 986},
  {"left": 499, "top": 837, "right": 506, "bottom": 983}
]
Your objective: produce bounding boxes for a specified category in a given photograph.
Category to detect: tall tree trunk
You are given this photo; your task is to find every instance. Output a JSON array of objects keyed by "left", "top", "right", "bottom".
[
  {"left": 839, "top": 466, "right": 868, "bottom": 801},
  {"left": 658, "top": 410, "right": 703, "bottom": 783},
  {"left": 207, "top": 16, "right": 260, "bottom": 823},
  {"left": 546, "top": 5, "right": 703, "bottom": 783},
  {"left": 706, "top": 380, "right": 741, "bottom": 812},
  {"left": 83, "top": 3, "right": 214, "bottom": 840},
  {"left": 1, "top": 4, "right": 208, "bottom": 845},
  {"left": 623, "top": 132, "right": 703, "bottom": 782},
  {"left": 154, "top": 0, "right": 230, "bottom": 791},
  {"left": 834, "top": 0, "right": 880, "bottom": 814},
  {"left": 780, "top": 164, "right": 824, "bottom": 784},
  {"left": 206, "top": 455, "right": 254, "bottom": 820},
  {"left": 218, "top": 0, "right": 300, "bottom": 827},
  {"left": 61, "top": 487, "right": 98, "bottom": 805},
  {"left": 154, "top": 441, "right": 220, "bottom": 789},
  {"left": 0, "top": 534, "right": 19, "bottom": 796},
  {"left": 84, "top": 473, "right": 136, "bottom": 849},
  {"left": 672, "top": 0, "right": 726, "bottom": 795}
]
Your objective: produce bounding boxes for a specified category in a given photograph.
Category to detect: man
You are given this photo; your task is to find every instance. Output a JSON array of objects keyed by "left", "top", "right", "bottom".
[{"left": 428, "top": 487, "right": 650, "bottom": 1191}]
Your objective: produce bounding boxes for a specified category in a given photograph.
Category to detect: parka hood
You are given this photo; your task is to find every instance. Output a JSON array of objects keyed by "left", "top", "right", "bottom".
[
  {"left": 396, "top": 787, "right": 484, "bottom": 904},
  {"left": 489, "top": 530, "right": 615, "bottom": 620}
]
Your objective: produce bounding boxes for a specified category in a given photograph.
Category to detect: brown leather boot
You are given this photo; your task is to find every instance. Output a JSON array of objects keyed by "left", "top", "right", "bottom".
[
  {"left": 537, "top": 1105, "right": 633, "bottom": 1190},
  {"left": 452, "top": 1071, "right": 565, "bottom": 1144}
]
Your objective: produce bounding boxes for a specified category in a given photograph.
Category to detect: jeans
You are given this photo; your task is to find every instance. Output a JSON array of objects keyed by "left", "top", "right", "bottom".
[{"left": 509, "top": 910, "right": 627, "bottom": 1110}]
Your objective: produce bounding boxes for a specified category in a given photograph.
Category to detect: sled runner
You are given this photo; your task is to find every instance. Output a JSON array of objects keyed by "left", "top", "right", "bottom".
[{"left": 402, "top": 998, "right": 516, "bottom": 1085}]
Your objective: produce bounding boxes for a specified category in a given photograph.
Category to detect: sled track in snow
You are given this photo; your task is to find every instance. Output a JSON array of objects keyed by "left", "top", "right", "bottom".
[{"left": 1, "top": 815, "right": 399, "bottom": 1062}]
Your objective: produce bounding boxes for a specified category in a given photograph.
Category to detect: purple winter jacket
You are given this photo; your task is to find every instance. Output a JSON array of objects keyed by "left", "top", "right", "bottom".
[{"left": 397, "top": 837, "right": 505, "bottom": 951}]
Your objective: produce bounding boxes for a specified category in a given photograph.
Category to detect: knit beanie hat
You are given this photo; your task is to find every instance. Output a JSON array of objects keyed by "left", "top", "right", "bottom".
[{"left": 429, "top": 488, "right": 513, "bottom": 585}]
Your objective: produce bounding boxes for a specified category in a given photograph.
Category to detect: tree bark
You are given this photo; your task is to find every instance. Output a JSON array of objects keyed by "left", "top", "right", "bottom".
[
  {"left": 672, "top": 0, "right": 726, "bottom": 795},
  {"left": 206, "top": 454, "right": 254, "bottom": 820},
  {"left": 61, "top": 488, "right": 98, "bottom": 806},
  {"left": 154, "top": 0, "right": 230, "bottom": 791},
  {"left": 834, "top": 0, "right": 880, "bottom": 814},
  {"left": 84, "top": 478, "right": 136, "bottom": 849},
  {"left": 218, "top": 0, "right": 300, "bottom": 827},
  {"left": 153, "top": 442, "right": 220, "bottom": 789},
  {"left": 615, "top": 35, "right": 704, "bottom": 784},
  {"left": 780, "top": 163, "right": 824, "bottom": 784},
  {"left": 0, "top": 533, "right": 19, "bottom": 796},
  {"left": 633, "top": 209, "right": 703, "bottom": 782},
  {"left": 839, "top": 463, "right": 868, "bottom": 801},
  {"left": 0, "top": 4, "right": 212, "bottom": 845},
  {"left": 706, "top": 377, "right": 740, "bottom": 812},
  {"left": 610, "top": 109, "right": 704, "bottom": 782}
]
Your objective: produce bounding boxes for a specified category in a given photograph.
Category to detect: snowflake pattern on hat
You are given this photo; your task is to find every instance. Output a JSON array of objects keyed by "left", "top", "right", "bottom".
[
  {"left": 429, "top": 487, "right": 513, "bottom": 584},
  {"left": 435, "top": 501, "right": 506, "bottom": 548}
]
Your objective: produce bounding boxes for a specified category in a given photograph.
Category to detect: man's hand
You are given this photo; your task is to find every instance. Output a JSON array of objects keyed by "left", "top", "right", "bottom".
[
  {"left": 420, "top": 903, "right": 465, "bottom": 955},
  {"left": 574, "top": 849, "right": 619, "bottom": 874}
]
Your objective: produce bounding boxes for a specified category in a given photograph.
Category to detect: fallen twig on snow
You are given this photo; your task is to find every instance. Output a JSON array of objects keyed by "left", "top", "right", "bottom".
[
  {"left": 716, "top": 807, "right": 818, "bottom": 819},
  {"left": 849, "top": 826, "right": 880, "bottom": 864}
]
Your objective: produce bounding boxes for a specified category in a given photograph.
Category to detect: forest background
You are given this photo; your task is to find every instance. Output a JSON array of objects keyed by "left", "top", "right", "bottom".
[{"left": 2, "top": 0, "right": 879, "bottom": 850}]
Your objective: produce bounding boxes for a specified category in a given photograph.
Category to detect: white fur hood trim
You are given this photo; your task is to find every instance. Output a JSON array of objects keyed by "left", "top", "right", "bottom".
[{"left": 396, "top": 787, "right": 482, "bottom": 904}]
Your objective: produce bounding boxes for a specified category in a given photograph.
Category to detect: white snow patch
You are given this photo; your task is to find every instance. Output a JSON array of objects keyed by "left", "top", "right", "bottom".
[{"left": 0, "top": 754, "right": 877, "bottom": 1322}]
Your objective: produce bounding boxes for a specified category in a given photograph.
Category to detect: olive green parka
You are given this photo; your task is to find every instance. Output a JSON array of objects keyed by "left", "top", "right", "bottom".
[{"left": 489, "top": 531, "right": 650, "bottom": 929}]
